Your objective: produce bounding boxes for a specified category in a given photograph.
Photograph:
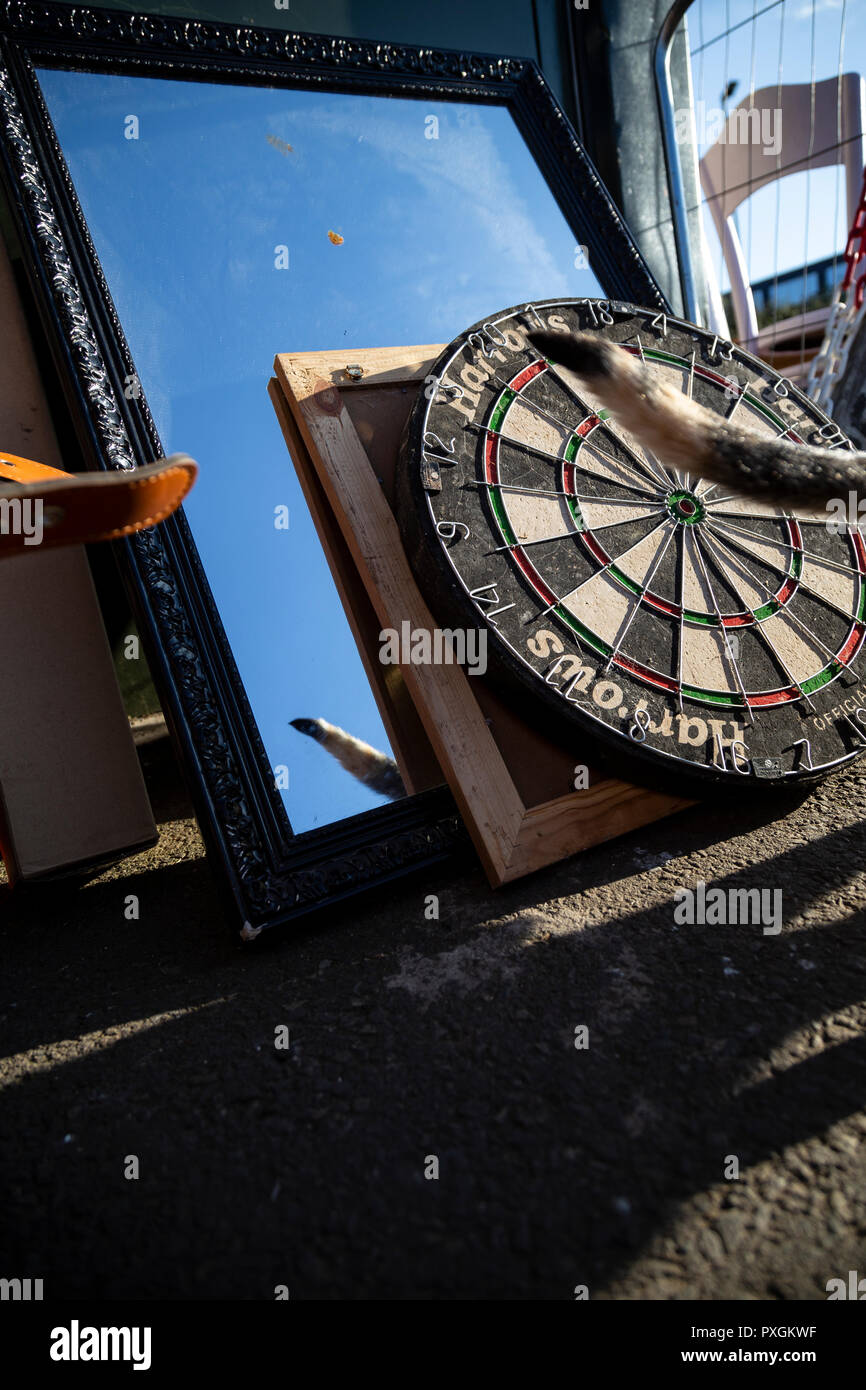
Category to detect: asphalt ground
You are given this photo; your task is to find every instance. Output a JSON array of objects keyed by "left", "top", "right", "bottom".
[{"left": 1, "top": 733, "right": 864, "bottom": 1300}]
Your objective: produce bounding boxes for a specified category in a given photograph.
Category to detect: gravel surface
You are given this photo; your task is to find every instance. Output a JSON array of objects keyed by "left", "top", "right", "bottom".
[{"left": 1, "top": 736, "right": 864, "bottom": 1299}]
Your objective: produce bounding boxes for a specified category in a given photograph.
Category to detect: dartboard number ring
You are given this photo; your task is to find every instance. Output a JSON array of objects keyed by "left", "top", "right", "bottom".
[{"left": 395, "top": 298, "right": 866, "bottom": 790}]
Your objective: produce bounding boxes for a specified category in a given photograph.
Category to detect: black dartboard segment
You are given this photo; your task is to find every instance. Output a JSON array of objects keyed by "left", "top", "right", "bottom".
[{"left": 396, "top": 298, "right": 866, "bottom": 790}]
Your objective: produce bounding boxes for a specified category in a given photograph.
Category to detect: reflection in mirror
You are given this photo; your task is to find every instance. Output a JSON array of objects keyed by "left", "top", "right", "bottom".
[{"left": 37, "top": 71, "right": 603, "bottom": 831}]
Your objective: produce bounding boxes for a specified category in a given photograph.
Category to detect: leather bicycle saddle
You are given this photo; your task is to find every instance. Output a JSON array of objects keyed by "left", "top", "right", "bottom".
[{"left": 0, "top": 451, "right": 197, "bottom": 557}]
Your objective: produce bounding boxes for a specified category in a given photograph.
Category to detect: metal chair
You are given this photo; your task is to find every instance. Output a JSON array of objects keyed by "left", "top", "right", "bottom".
[{"left": 699, "top": 73, "right": 866, "bottom": 361}]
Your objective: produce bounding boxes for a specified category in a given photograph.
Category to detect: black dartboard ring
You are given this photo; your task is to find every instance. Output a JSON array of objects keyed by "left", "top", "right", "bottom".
[{"left": 395, "top": 298, "right": 866, "bottom": 795}]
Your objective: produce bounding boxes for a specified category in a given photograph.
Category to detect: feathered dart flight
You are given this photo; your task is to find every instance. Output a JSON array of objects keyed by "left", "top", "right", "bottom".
[{"left": 526, "top": 328, "right": 866, "bottom": 506}]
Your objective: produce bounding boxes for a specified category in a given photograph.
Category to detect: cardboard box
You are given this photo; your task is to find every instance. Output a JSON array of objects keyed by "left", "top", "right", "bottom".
[{"left": 0, "top": 235, "right": 156, "bottom": 882}]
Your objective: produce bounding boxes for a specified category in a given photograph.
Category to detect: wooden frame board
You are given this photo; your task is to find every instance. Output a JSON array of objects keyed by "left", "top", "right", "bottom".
[{"left": 270, "top": 345, "right": 693, "bottom": 887}]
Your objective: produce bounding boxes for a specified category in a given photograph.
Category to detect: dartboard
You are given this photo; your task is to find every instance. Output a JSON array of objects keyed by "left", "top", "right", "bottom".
[{"left": 396, "top": 298, "right": 866, "bottom": 791}]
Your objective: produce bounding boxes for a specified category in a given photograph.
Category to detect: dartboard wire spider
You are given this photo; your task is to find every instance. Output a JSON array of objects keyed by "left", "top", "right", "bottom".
[
  {"left": 601, "top": 522, "right": 678, "bottom": 673},
  {"left": 590, "top": 424, "right": 674, "bottom": 493},
  {"left": 682, "top": 524, "right": 757, "bottom": 723},
  {"left": 489, "top": 505, "right": 668, "bottom": 553},
  {"left": 722, "top": 381, "right": 748, "bottom": 424},
  {"left": 699, "top": 525, "right": 861, "bottom": 687},
  {"left": 537, "top": 356, "right": 676, "bottom": 492},
  {"left": 477, "top": 362, "right": 669, "bottom": 494},
  {"left": 701, "top": 522, "right": 863, "bottom": 673},
  {"left": 708, "top": 513, "right": 863, "bottom": 577},
  {"left": 533, "top": 515, "right": 673, "bottom": 620},
  {"left": 633, "top": 331, "right": 692, "bottom": 493},
  {"left": 629, "top": 340, "right": 695, "bottom": 492},
  {"left": 550, "top": 367, "right": 675, "bottom": 493},
  {"left": 702, "top": 519, "right": 865, "bottom": 625},
  {"left": 710, "top": 504, "right": 830, "bottom": 523},
  {"left": 464, "top": 426, "right": 663, "bottom": 499},
  {"left": 680, "top": 348, "right": 696, "bottom": 492},
  {"left": 696, "top": 529, "right": 822, "bottom": 711},
  {"left": 675, "top": 525, "right": 688, "bottom": 714},
  {"left": 533, "top": 333, "right": 676, "bottom": 489},
  {"left": 468, "top": 409, "right": 664, "bottom": 498}
]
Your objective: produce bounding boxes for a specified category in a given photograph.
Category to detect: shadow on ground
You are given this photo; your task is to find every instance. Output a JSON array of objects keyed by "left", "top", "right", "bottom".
[{"left": 1, "top": 736, "right": 864, "bottom": 1299}]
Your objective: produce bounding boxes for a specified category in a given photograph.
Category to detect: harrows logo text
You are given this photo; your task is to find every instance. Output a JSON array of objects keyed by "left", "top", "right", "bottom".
[
  {"left": 674, "top": 881, "right": 782, "bottom": 935},
  {"left": 50, "top": 1321, "right": 152, "bottom": 1371},
  {"left": 379, "top": 621, "right": 487, "bottom": 676}
]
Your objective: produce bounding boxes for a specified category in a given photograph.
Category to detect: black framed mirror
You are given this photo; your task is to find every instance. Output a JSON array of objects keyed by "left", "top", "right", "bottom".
[{"left": 0, "top": 1, "right": 669, "bottom": 936}]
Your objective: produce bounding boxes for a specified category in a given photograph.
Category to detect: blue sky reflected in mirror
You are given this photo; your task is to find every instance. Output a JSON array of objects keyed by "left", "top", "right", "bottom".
[{"left": 38, "top": 71, "right": 602, "bottom": 830}]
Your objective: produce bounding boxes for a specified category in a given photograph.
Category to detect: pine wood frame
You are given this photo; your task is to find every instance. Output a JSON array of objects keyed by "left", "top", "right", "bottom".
[{"left": 271, "top": 345, "right": 693, "bottom": 886}]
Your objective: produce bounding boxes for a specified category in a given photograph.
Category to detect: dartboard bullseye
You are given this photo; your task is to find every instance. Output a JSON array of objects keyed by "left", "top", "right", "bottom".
[{"left": 396, "top": 299, "right": 866, "bottom": 789}]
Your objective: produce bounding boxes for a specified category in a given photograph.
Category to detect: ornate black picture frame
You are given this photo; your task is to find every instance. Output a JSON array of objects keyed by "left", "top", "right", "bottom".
[{"left": 0, "top": 0, "right": 669, "bottom": 937}]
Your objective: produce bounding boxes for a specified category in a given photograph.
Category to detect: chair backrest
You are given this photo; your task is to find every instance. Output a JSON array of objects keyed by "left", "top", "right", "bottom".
[{"left": 699, "top": 73, "right": 866, "bottom": 347}]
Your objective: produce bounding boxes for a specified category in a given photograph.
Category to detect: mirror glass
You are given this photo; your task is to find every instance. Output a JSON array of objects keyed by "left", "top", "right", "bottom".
[{"left": 37, "top": 69, "right": 603, "bottom": 831}]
